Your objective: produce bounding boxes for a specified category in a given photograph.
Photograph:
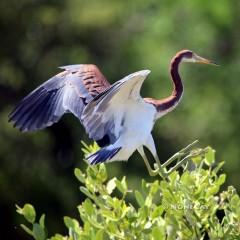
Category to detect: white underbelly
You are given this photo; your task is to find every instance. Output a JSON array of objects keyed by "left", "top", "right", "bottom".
[
  {"left": 112, "top": 100, "right": 156, "bottom": 160},
  {"left": 125, "top": 101, "right": 155, "bottom": 137}
]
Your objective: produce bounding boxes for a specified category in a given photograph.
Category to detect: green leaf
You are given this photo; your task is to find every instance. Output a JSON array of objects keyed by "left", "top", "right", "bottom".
[
  {"left": 16, "top": 204, "right": 36, "bottom": 223},
  {"left": 74, "top": 168, "right": 86, "bottom": 183},
  {"left": 101, "top": 209, "right": 116, "bottom": 220},
  {"left": 63, "top": 216, "right": 80, "bottom": 230},
  {"left": 149, "top": 180, "right": 160, "bottom": 195},
  {"left": 17, "top": 144, "right": 240, "bottom": 240},
  {"left": 191, "top": 155, "right": 202, "bottom": 165},
  {"left": 217, "top": 174, "right": 226, "bottom": 186},
  {"left": 98, "top": 164, "right": 108, "bottom": 182},
  {"left": 145, "top": 195, "right": 152, "bottom": 207},
  {"left": 33, "top": 223, "right": 46, "bottom": 240},
  {"left": 49, "top": 234, "right": 66, "bottom": 240},
  {"left": 39, "top": 214, "right": 45, "bottom": 228},
  {"left": 204, "top": 147, "right": 215, "bottom": 166},
  {"left": 230, "top": 194, "right": 240, "bottom": 206},
  {"left": 106, "top": 221, "right": 118, "bottom": 235},
  {"left": 96, "top": 229, "right": 104, "bottom": 240},
  {"left": 152, "top": 226, "right": 165, "bottom": 240},
  {"left": 80, "top": 186, "right": 95, "bottom": 200},
  {"left": 115, "top": 177, "right": 127, "bottom": 195},
  {"left": 135, "top": 190, "right": 145, "bottom": 207},
  {"left": 141, "top": 179, "right": 148, "bottom": 195},
  {"left": 81, "top": 141, "right": 99, "bottom": 155},
  {"left": 206, "top": 185, "right": 220, "bottom": 197},
  {"left": 64, "top": 217, "right": 81, "bottom": 238},
  {"left": 106, "top": 177, "right": 117, "bottom": 194},
  {"left": 213, "top": 161, "right": 225, "bottom": 174},
  {"left": 144, "top": 221, "right": 152, "bottom": 229},
  {"left": 121, "top": 176, "right": 127, "bottom": 192},
  {"left": 181, "top": 171, "right": 195, "bottom": 187},
  {"left": 138, "top": 206, "right": 149, "bottom": 221},
  {"left": 151, "top": 205, "right": 164, "bottom": 219},
  {"left": 82, "top": 199, "right": 94, "bottom": 215}
]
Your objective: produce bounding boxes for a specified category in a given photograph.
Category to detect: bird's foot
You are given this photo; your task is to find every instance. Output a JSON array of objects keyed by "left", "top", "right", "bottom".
[
  {"left": 155, "top": 140, "right": 207, "bottom": 178},
  {"left": 148, "top": 168, "right": 160, "bottom": 177},
  {"left": 162, "top": 140, "right": 199, "bottom": 168},
  {"left": 152, "top": 163, "right": 168, "bottom": 179},
  {"left": 166, "top": 147, "right": 208, "bottom": 175}
]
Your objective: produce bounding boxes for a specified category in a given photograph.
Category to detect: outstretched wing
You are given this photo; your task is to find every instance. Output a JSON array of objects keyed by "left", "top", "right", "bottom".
[
  {"left": 81, "top": 70, "right": 150, "bottom": 145},
  {"left": 9, "top": 64, "right": 110, "bottom": 132}
]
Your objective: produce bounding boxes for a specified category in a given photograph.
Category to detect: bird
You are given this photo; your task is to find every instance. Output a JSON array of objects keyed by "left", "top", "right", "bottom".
[{"left": 9, "top": 50, "right": 217, "bottom": 177}]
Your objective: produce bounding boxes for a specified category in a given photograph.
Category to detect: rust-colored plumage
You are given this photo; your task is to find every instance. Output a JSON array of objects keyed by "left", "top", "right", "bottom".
[
  {"left": 74, "top": 64, "right": 110, "bottom": 96},
  {"left": 144, "top": 50, "right": 194, "bottom": 115},
  {"left": 8, "top": 64, "right": 110, "bottom": 132}
]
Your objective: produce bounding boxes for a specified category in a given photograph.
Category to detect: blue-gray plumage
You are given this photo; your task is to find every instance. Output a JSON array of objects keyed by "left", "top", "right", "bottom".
[
  {"left": 9, "top": 50, "right": 217, "bottom": 176},
  {"left": 87, "top": 147, "right": 122, "bottom": 164},
  {"left": 9, "top": 64, "right": 109, "bottom": 132}
]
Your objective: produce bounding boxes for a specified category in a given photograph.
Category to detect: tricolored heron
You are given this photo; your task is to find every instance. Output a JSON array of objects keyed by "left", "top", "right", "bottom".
[{"left": 9, "top": 50, "right": 217, "bottom": 177}]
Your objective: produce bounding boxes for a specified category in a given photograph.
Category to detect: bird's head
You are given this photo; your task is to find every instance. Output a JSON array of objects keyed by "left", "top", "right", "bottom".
[{"left": 179, "top": 50, "right": 219, "bottom": 66}]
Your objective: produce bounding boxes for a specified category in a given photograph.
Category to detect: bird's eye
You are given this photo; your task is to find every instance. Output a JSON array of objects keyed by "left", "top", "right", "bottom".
[{"left": 186, "top": 52, "right": 193, "bottom": 59}]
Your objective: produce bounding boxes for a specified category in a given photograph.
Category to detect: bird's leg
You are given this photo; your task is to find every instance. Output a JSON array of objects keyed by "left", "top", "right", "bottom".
[
  {"left": 139, "top": 138, "right": 202, "bottom": 178},
  {"left": 153, "top": 155, "right": 168, "bottom": 179},
  {"left": 138, "top": 147, "right": 159, "bottom": 176},
  {"left": 141, "top": 136, "right": 168, "bottom": 178}
]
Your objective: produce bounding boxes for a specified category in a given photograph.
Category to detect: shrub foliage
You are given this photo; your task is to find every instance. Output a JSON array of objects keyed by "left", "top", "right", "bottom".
[{"left": 16, "top": 143, "right": 240, "bottom": 239}]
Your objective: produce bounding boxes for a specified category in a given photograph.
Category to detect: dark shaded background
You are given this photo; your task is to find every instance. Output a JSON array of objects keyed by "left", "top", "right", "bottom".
[{"left": 1, "top": 0, "right": 240, "bottom": 238}]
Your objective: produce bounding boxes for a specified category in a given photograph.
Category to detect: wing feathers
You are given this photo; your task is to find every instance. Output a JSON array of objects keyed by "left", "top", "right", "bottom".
[
  {"left": 9, "top": 88, "right": 44, "bottom": 121},
  {"left": 87, "top": 146, "right": 121, "bottom": 164},
  {"left": 81, "top": 70, "right": 150, "bottom": 145},
  {"left": 9, "top": 64, "right": 110, "bottom": 132},
  {"left": 9, "top": 65, "right": 150, "bottom": 150}
]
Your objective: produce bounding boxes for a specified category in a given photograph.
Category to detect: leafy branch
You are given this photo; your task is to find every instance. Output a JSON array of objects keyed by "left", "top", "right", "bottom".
[{"left": 16, "top": 143, "right": 240, "bottom": 239}]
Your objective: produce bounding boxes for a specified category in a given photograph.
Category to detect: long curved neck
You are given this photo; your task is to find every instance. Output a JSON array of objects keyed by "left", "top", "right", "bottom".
[
  {"left": 167, "top": 53, "right": 184, "bottom": 109},
  {"left": 145, "top": 52, "right": 184, "bottom": 115}
]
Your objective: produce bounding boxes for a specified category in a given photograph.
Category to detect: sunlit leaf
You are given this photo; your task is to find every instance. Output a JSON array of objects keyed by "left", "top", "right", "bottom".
[
  {"left": 152, "top": 226, "right": 165, "bottom": 240},
  {"left": 16, "top": 143, "right": 240, "bottom": 239},
  {"left": 82, "top": 199, "right": 94, "bottom": 216},
  {"left": 49, "top": 234, "right": 67, "bottom": 240},
  {"left": 106, "top": 177, "right": 117, "bottom": 194},
  {"left": 135, "top": 190, "right": 145, "bottom": 207},
  {"left": 16, "top": 204, "right": 36, "bottom": 223},
  {"left": 74, "top": 168, "right": 86, "bottom": 183},
  {"left": 115, "top": 177, "right": 127, "bottom": 195},
  {"left": 96, "top": 229, "right": 104, "bottom": 240},
  {"left": 217, "top": 174, "right": 226, "bottom": 186},
  {"left": 80, "top": 186, "right": 95, "bottom": 200},
  {"left": 204, "top": 147, "right": 215, "bottom": 166}
]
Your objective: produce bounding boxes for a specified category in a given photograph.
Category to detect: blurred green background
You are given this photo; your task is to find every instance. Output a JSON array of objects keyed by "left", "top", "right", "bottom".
[{"left": 1, "top": 0, "right": 240, "bottom": 238}]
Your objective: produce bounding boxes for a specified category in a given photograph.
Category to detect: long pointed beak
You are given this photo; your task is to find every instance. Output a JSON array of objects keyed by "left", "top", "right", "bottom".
[{"left": 194, "top": 54, "right": 219, "bottom": 66}]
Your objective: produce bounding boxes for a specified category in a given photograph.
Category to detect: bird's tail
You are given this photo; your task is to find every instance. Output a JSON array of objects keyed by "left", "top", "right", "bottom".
[{"left": 86, "top": 147, "right": 122, "bottom": 165}]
